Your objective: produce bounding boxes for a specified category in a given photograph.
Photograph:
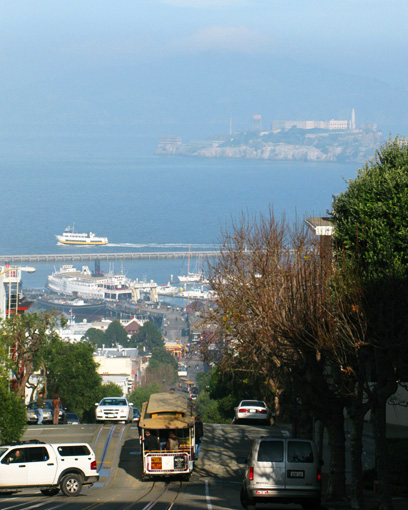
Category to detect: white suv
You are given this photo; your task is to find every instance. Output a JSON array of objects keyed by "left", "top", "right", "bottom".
[
  {"left": 0, "top": 440, "right": 99, "bottom": 496},
  {"left": 95, "top": 396, "right": 134, "bottom": 423}
]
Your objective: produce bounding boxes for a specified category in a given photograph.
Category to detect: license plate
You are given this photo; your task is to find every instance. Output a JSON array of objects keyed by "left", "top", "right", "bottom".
[
  {"left": 256, "top": 490, "right": 270, "bottom": 494},
  {"left": 249, "top": 409, "right": 256, "bottom": 413},
  {"left": 288, "top": 470, "right": 305, "bottom": 478}
]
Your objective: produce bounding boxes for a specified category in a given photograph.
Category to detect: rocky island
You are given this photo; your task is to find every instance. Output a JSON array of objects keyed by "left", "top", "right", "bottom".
[{"left": 156, "top": 125, "right": 383, "bottom": 163}]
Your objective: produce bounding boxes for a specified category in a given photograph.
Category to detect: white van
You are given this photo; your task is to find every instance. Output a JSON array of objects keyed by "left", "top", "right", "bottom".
[{"left": 240, "top": 436, "right": 322, "bottom": 510}]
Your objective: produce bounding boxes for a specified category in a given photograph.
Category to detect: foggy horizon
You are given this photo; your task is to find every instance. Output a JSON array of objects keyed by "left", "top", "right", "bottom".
[{"left": 1, "top": 1, "right": 407, "bottom": 157}]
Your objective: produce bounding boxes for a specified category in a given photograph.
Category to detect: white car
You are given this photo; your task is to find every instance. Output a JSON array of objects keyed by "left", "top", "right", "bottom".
[
  {"left": 95, "top": 397, "right": 134, "bottom": 423},
  {"left": 234, "top": 400, "right": 272, "bottom": 425},
  {"left": 0, "top": 441, "right": 98, "bottom": 496}
]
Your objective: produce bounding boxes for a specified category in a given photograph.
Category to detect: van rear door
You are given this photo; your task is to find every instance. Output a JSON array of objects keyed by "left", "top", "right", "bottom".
[
  {"left": 285, "top": 440, "right": 319, "bottom": 491},
  {"left": 253, "top": 439, "right": 286, "bottom": 490}
]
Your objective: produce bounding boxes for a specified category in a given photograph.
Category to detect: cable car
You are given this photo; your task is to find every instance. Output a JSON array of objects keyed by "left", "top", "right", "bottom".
[{"left": 139, "top": 391, "right": 196, "bottom": 478}]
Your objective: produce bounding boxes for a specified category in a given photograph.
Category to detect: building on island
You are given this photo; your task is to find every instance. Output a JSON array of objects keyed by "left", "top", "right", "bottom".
[{"left": 271, "top": 109, "right": 356, "bottom": 131}]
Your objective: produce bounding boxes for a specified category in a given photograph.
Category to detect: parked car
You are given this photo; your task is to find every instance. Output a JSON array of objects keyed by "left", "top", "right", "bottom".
[
  {"left": 95, "top": 397, "right": 134, "bottom": 423},
  {"left": 26, "top": 399, "right": 67, "bottom": 424},
  {"left": 65, "top": 412, "right": 81, "bottom": 425},
  {"left": 240, "top": 435, "right": 322, "bottom": 510},
  {"left": 234, "top": 400, "right": 272, "bottom": 425},
  {"left": 132, "top": 407, "right": 141, "bottom": 423},
  {"left": 0, "top": 440, "right": 98, "bottom": 496}
]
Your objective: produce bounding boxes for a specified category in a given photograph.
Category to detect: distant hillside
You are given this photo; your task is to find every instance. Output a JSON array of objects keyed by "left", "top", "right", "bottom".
[{"left": 156, "top": 127, "right": 383, "bottom": 163}]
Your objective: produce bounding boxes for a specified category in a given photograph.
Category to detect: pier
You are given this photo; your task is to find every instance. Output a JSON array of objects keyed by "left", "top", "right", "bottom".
[{"left": 0, "top": 250, "right": 219, "bottom": 264}]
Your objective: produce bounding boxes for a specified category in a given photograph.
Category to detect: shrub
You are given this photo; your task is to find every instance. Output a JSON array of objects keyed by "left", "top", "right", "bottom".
[{"left": 0, "top": 380, "right": 27, "bottom": 443}]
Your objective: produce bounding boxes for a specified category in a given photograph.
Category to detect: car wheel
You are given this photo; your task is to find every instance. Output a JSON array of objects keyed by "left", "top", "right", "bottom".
[
  {"left": 41, "top": 488, "right": 60, "bottom": 496},
  {"left": 60, "top": 473, "right": 83, "bottom": 496},
  {"left": 240, "top": 487, "right": 255, "bottom": 510}
]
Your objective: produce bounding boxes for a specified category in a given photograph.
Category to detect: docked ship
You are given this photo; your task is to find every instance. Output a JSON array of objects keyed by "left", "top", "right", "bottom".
[
  {"left": 34, "top": 294, "right": 106, "bottom": 320},
  {"left": 56, "top": 225, "right": 108, "bottom": 246},
  {"left": 176, "top": 247, "right": 207, "bottom": 283},
  {"left": 177, "top": 272, "right": 203, "bottom": 283},
  {"left": 47, "top": 264, "right": 132, "bottom": 302},
  {"left": 157, "top": 283, "right": 180, "bottom": 296}
]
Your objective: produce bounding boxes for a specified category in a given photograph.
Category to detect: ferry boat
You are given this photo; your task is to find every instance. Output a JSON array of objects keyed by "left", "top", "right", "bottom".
[
  {"left": 56, "top": 226, "right": 108, "bottom": 246},
  {"left": 47, "top": 264, "right": 132, "bottom": 302}
]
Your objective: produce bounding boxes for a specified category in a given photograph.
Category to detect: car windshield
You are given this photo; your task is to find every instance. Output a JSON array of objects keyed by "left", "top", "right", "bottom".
[
  {"left": 0, "top": 447, "right": 8, "bottom": 458},
  {"left": 100, "top": 398, "right": 127, "bottom": 406},
  {"left": 241, "top": 400, "right": 265, "bottom": 408}
]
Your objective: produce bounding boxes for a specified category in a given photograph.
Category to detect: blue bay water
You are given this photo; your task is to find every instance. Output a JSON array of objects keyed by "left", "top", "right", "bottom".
[{"left": 0, "top": 142, "right": 359, "bottom": 289}]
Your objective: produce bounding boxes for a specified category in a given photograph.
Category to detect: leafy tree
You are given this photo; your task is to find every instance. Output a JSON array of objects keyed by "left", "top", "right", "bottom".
[
  {"left": 0, "top": 378, "right": 27, "bottom": 443},
  {"left": 42, "top": 338, "right": 102, "bottom": 419},
  {"left": 133, "top": 321, "right": 164, "bottom": 352},
  {"left": 196, "top": 370, "right": 212, "bottom": 393},
  {"left": 149, "top": 347, "right": 178, "bottom": 369},
  {"left": 98, "top": 381, "right": 123, "bottom": 399},
  {"left": 195, "top": 391, "right": 223, "bottom": 424},
  {"left": 104, "top": 320, "right": 129, "bottom": 347},
  {"left": 145, "top": 360, "right": 178, "bottom": 390},
  {"left": 0, "top": 312, "right": 64, "bottom": 397},
  {"left": 83, "top": 327, "right": 105, "bottom": 347},
  {"left": 331, "top": 136, "right": 408, "bottom": 509},
  {"left": 143, "top": 346, "right": 178, "bottom": 390},
  {"left": 127, "top": 382, "right": 162, "bottom": 410}
]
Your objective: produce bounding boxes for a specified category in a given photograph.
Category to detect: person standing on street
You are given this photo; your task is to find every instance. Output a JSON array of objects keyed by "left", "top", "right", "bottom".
[
  {"left": 52, "top": 394, "right": 61, "bottom": 425},
  {"left": 194, "top": 415, "right": 204, "bottom": 460},
  {"left": 37, "top": 393, "right": 44, "bottom": 425}
]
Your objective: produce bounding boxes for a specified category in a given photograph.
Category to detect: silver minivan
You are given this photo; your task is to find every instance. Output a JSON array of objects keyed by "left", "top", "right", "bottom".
[{"left": 241, "top": 436, "right": 322, "bottom": 510}]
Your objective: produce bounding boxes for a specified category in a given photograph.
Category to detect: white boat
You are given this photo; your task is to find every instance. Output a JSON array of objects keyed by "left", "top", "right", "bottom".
[
  {"left": 56, "top": 225, "right": 108, "bottom": 246},
  {"left": 178, "top": 287, "right": 216, "bottom": 300},
  {"left": 47, "top": 265, "right": 132, "bottom": 302},
  {"left": 157, "top": 283, "right": 180, "bottom": 295},
  {"left": 177, "top": 246, "right": 206, "bottom": 283},
  {"left": 177, "top": 273, "right": 202, "bottom": 283}
]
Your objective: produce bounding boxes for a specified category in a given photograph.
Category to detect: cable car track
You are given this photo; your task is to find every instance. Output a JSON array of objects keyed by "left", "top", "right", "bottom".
[{"left": 131, "top": 481, "right": 183, "bottom": 510}]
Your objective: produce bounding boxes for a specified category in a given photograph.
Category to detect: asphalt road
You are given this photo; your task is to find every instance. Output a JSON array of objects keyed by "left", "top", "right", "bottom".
[{"left": 5, "top": 422, "right": 305, "bottom": 510}]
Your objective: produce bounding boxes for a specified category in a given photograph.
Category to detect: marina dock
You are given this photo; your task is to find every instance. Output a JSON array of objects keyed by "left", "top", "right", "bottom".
[{"left": 0, "top": 250, "right": 219, "bottom": 263}]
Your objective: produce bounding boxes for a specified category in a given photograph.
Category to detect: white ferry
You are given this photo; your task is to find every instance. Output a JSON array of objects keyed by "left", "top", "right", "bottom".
[
  {"left": 47, "top": 265, "right": 132, "bottom": 301},
  {"left": 56, "top": 226, "right": 108, "bottom": 246}
]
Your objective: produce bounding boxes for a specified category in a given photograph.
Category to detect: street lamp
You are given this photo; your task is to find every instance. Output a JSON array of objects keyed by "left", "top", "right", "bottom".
[{"left": 0, "top": 265, "right": 36, "bottom": 320}]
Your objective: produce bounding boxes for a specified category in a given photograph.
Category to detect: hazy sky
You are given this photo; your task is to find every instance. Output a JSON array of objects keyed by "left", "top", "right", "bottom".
[{"left": 1, "top": 0, "right": 407, "bottom": 153}]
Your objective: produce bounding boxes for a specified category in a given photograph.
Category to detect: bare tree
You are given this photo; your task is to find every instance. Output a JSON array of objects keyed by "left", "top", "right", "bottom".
[{"left": 203, "top": 210, "right": 369, "bottom": 504}]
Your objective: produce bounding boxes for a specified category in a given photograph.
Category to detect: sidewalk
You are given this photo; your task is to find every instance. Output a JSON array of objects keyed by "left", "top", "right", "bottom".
[
  {"left": 325, "top": 491, "right": 408, "bottom": 510},
  {"left": 324, "top": 422, "right": 408, "bottom": 509}
]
